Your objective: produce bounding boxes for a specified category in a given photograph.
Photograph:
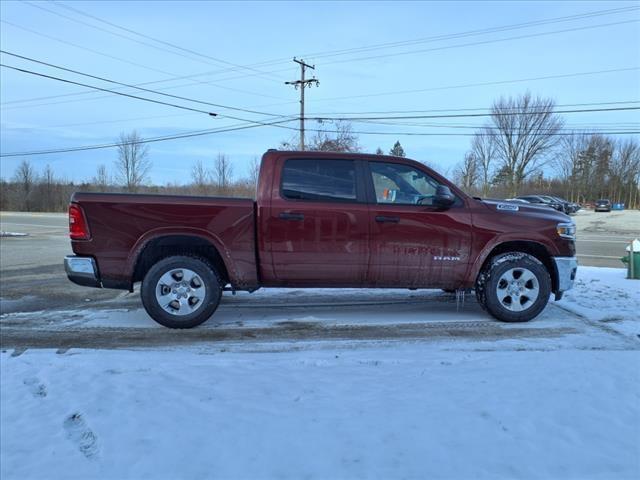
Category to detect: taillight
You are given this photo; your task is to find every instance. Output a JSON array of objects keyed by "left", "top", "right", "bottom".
[{"left": 69, "top": 204, "right": 91, "bottom": 240}]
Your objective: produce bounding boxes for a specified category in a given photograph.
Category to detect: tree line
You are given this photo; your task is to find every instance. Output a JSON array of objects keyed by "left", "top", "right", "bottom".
[
  {"left": 1, "top": 92, "right": 639, "bottom": 212},
  {"left": 450, "top": 93, "right": 640, "bottom": 207}
]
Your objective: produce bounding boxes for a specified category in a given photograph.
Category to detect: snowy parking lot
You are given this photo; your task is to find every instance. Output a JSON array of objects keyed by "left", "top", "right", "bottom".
[{"left": 1, "top": 266, "right": 639, "bottom": 479}]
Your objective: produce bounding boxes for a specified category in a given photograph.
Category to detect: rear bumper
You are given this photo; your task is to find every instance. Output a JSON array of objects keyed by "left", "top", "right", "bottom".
[
  {"left": 553, "top": 256, "right": 578, "bottom": 292},
  {"left": 64, "top": 255, "right": 102, "bottom": 288}
]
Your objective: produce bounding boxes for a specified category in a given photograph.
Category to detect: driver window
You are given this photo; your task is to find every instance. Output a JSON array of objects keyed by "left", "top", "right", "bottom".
[{"left": 369, "top": 161, "right": 439, "bottom": 206}]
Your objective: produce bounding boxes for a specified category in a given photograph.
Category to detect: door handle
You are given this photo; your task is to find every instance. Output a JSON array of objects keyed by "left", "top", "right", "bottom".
[
  {"left": 375, "top": 215, "right": 400, "bottom": 223},
  {"left": 279, "top": 212, "right": 305, "bottom": 221}
]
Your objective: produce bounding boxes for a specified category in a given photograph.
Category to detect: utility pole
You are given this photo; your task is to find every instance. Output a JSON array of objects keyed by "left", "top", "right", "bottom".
[{"left": 285, "top": 58, "right": 319, "bottom": 150}]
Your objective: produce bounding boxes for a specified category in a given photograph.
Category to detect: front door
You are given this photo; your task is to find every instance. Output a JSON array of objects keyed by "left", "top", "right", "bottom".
[
  {"left": 365, "top": 160, "right": 472, "bottom": 288},
  {"left": 266, "top": 157, "right": 370, "bottom": 286}
]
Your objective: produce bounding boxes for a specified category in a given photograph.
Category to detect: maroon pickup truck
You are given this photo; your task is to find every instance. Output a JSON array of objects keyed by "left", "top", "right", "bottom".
[{"left": 65, "top": 150, "right": 577, "bottom": 328}]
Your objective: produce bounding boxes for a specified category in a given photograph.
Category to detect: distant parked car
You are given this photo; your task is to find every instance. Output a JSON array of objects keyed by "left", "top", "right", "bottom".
[
  {"left": 546, "top": 196, "right": 580, "bottom": 214},
  {"left": 516, "top": 195, "right": 565, "bottom": 212},
  {"left": 595, "top": 199, "right": 611, "bottom": 212}
]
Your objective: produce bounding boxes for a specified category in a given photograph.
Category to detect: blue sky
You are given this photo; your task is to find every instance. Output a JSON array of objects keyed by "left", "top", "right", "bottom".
[{"left": 1, "top": 0, "right": 639, "bottom": 184}]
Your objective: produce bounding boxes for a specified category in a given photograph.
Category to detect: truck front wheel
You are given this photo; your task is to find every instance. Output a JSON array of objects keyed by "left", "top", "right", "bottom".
[
  {"left": 141, "top": 255, "right": 222, "bottom": 329},
  {"left": 475, "top": 252, "right": 551, "bottom": 323}
]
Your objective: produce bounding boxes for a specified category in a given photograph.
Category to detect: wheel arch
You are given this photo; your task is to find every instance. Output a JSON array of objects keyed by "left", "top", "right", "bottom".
[
  {"left": 473, "top": 240, "right": 558, "bottom": 293},
  {"left": 130, "top": 233, "right": 231, "bottom": 288}
]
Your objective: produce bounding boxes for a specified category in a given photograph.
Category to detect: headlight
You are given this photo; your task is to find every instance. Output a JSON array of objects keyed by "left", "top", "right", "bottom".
[{"left": 557, "top": 222, "right": 576, "bottom": 240}]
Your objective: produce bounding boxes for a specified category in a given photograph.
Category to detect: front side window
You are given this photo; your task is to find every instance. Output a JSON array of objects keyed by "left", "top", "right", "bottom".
[
  {"left": 281, "top": 159, "right": 357, "bottom": 202},
  {"left": 369, "top": 161, "right": 441, "bottom": 206}
]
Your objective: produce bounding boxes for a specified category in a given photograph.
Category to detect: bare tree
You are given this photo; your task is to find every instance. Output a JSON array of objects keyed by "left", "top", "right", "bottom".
[
  {"left": 13, "top": 159, "right": 36, "bottom": 211},
  {"left": 611, "top": 138, "right": 640, "bottom": 206},
  {"left": 214, "top": 153, "right": 233, "bottom": 192},
  {"left": 470, "top": 129, "right": 496, "bottom": 197},
  {"left": 248, "top": 156, "right": 260, "bottom": 187},
  {"left": 92, "top": 164, "right": 110, "bottom": 192},
  {"left": 490, "top": 93, "right": 564, "bottom": 196},
  {"left": 191, "top": 159, "right": 211, "bottom": 194},
  {"left": 40, "top": 164, "right": 56, "bottom": 210},
  {"left": 454, "top": 152, "right": 480, "bottom": 193},
  {"left": 309, "top": 121, "right": 360, "bottom": 152},
  {"left": 114, "top": 131, "right": 151, "bottom": 192}
]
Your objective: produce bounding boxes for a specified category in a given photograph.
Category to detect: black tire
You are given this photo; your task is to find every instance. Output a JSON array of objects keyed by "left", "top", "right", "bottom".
[
  {"left": 141, "top": 255, "right": 222, "bottom": 329},
  {"left": 475, "top": 252, "right": 551, "bottom": 323}
]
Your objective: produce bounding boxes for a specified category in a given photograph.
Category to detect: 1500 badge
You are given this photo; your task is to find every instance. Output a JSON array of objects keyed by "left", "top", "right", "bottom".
[
  {"left": 433, "top": 255, "right": 461, "bottom": 261},
  {"left": 497, "top": 203, "right": 519, "bottom": 211}
]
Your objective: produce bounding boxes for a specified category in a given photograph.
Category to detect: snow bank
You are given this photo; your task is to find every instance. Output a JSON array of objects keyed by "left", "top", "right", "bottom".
[
  {"left": 561, "top": 266, "right": 639, "bottom": 338},
  {"left": 1, "top": 347, "right": 638, "bottom": 480}
]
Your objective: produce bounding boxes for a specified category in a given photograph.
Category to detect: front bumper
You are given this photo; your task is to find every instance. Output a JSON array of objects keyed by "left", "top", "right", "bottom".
[
  {"left": 64, "top": 255, "right": 102, "bottom": 288},
  {"left": 553, "top": 256, "right": 578, "bottom": 292}
]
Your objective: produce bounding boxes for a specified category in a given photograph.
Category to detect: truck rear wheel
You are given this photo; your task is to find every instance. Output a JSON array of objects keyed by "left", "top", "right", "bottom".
[
  {"left": 475, "top": 252, "right": 550, "bottom": 323},
  {"left": 141, "top": 255, "right": 222, "bottom": 329}
]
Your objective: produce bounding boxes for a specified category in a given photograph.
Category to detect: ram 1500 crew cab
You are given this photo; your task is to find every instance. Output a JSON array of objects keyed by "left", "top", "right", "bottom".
[{"left": 65, "top": 150, "right": 578, "bottom": 328}]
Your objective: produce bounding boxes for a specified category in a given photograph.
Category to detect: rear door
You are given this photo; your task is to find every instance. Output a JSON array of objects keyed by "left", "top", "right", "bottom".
[
  {"left": 266, "top": 156, "right": 370, "bottom": 286},
  {"left": 365, "top": 159, "right": 472, "bottom": 288}
]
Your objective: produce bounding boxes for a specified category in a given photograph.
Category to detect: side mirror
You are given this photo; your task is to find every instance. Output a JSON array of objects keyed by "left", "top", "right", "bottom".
[{"left": 434, "top": 185, "right": 455, "bottom": 208}]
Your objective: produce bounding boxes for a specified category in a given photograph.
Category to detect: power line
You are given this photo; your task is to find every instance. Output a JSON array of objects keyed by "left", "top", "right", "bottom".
[
  {"left": 314, "top": 19, "right": 640, "bottom": 67},
  {"left": 297, "top": 6, "right": 640, "bottom": 62},
  {"left": 0, "top": 19, "right": 293, "bottom": 103},
  {"left": 3, "top": 60, "right": 637, "bottom": 126},
  {"left": 304, "top": 127, "right": 640, "bottom": 137},
  {"left": 0, "top": 19, "right": 176, "bottom": 78},
  {"left": 0, "top": 60, "right": 305, "bottom": 135},
  {"left": 2, "top": 122, "right": 637, "bottom": 159},
  {"left": 5, "top": 6, "right": 637, "bottom": 109},
  {"left": 0, "top": 63, "right": 218, "bottom": 116},
  {"left": 4, "top": 63, "right": 637, "bottom": 114},
  {"left": 307, "top": 67, "right": 640, "bottom": 103},
  {"left": 307, "top": 106, "right": 640, "bottom": 122},
  {"left": 306, "top": 100, "right": 640, "bottom": 116},
  {"left": 21, "top": 101, "right": 640, "bottom": 131},
  {"left": 217, "top": 5, "right": 639, "bottom": 74},
  {"left": 51, "top": 0, "right": 286, "bottom": 83},
  {"left": 351, "top": 119, "right": 640, "bottom": 131},
  {"left": 24, "top": 1, "right": 284, "bottom": 83},
  {"left": 0, "top": 119, "right": 298, "bottom": 158},
  {"left": 0, "top": 51, "right": 283, "bottom": 117}
]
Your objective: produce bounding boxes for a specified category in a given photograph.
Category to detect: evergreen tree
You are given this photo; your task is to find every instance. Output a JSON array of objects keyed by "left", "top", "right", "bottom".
[
  {"left": 389, "top": 141, "right": 406, "bottom": 157},
  {"left": 375, "top": 147, "right": 384, "bottom": 155}
]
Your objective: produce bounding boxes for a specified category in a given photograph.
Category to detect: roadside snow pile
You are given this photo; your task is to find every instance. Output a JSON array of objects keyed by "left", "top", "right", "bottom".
[
  {"left": 562, "top": 266, "right": 639, "bottom": 337},
  {"left": 1, "top": 347, "right": 639, "bottom": 480}
]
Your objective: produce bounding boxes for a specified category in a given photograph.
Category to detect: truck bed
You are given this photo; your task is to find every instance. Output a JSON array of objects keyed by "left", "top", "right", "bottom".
[{"left": 70, "top": 192, "right": 257, "bottom": 289}]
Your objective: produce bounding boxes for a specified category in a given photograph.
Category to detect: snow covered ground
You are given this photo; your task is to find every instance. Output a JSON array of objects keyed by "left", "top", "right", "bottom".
[{"left": 1, "top": 266, "right": 639, "bottom": 480}]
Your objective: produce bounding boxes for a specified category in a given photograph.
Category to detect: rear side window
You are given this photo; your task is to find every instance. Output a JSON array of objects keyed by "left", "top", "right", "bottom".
[{"left": 281, "top": 159, "right": 357, "bottom": 202}]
